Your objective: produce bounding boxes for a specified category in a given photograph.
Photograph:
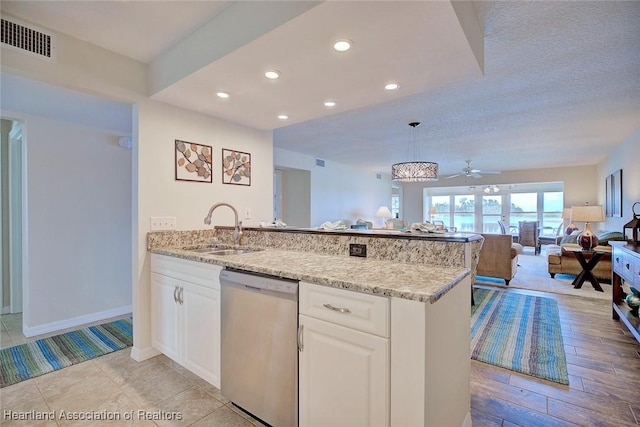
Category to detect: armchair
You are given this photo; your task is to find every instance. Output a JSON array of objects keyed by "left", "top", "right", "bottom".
[
  {"left": 537, "top": 222, "right": 563, "bottom": 248},
  {"left": 476, "top": 233, "right": 522, "bottom": 285},
  {"left": 518, "top": 221, "right": 540, "bottom": 254}
]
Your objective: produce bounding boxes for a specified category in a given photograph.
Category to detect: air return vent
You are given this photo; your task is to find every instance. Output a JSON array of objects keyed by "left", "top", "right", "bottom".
[
  {"left": 1, "top": 18, "right": 55, "bottom": 60},
  {"left": 315, "top": 158, "right": 325, "bottom": 167}
]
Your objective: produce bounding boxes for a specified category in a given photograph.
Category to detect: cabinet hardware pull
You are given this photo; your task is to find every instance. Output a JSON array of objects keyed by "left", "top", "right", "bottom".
[
  {"left": 179, "top": 286, "right": 184, "bottom": 305},
  {"left": 173, "top": 286, "right": 178, "bottom": 303},
  {"left": 626, "top": 263, "right": 630, "bottom": 270},
  {"left": 323, "top": 303, "right": 351, "bottom": 314},
  {"left": 297, "top": 325, "right": 304, "bottom": 351}
]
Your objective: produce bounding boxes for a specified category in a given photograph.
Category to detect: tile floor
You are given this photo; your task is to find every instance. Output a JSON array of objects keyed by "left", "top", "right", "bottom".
[{"left": 0, "top": 314, "right": 266, "bottom": 427}]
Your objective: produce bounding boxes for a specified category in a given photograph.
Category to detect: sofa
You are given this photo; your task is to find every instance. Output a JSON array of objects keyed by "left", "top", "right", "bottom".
[
  {"left": 546, "top": 230, "right": 626, "bottom": 281},
  {"left": 476, "top": 233, "right": 523, "bottom": 285}
]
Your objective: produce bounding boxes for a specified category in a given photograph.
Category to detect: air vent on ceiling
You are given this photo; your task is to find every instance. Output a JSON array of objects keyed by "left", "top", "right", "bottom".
[
  {"left": 315, "top": 158, "right": 325, "bottom": 167},
  {"left": 1, "top": 17, "right": 55, "bottom": 60}
]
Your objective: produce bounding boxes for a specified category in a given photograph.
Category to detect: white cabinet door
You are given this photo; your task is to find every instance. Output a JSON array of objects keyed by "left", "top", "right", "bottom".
[
  {"left": 182, "top": 282, "right": 221, "bottom": 388},
  {"left": 150, "top": 272, "right": 180, "bottom": 361},
  {"left": 150, "top": 255, "right": 222, "bottom": 388},
  {"left": 299, "top": 314, "right": 389, "bottom": 427}
]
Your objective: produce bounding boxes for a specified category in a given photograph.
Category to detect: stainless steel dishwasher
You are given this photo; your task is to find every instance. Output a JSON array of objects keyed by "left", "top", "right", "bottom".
[{"left": 220, "top": 268, "right": 299, "bottom": 427}]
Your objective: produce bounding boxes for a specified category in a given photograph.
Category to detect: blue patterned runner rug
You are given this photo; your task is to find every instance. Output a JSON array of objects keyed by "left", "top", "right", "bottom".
[
  {"left": 471, "top": 289, "right": 569, "bottom": 385},
  {"left": 0, "top": 317, "right": 132, "bottom": 388}
]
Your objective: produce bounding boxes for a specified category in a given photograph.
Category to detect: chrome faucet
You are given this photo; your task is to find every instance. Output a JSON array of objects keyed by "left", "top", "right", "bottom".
[{"left": 204, "top": 202, "right": 243, "bottom": 247}]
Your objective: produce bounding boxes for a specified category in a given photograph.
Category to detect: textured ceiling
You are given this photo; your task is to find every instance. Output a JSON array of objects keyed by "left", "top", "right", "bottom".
[{"left": 1, "top": 1, "right": 639, "bottom": 177}]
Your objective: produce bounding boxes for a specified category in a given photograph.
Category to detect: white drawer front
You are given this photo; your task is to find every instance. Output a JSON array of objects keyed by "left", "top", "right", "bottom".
[
  {"left": 151, "top": 254, "right": 222, "bottom": 290},
  {"left": 299, "top": 281, "right": 389, "bottom": 338}
]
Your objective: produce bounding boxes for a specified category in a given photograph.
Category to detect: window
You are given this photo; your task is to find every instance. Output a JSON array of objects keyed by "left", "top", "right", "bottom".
[
  {"left": 482, "top": 195, "right": 502, "bottom": 233},
  {"left": 391, "top": 187, "right": 400, "bottom": 219},
  {"left": 424, "top": 182, "right": 563, "bottom": 234},
  {"left": 431, "top": 195, "right": 450, "bottom": 226},
  {"left": 454, "top": 195, "right": 475, "bottom": 232},
  {"left": 542, "top": 191, "right": 563, "bottom": 235},
  {"left": 510, "top": 193, "right": 537, "bottom": 229}
]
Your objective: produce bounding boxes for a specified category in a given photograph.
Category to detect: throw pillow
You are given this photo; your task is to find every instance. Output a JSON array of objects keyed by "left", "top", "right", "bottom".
[
  {"left": 559, "top": 229, "right": 581, "bottom": 245},
  {"left": 597, "top": 231, "right": 626, "bottom": 245}
]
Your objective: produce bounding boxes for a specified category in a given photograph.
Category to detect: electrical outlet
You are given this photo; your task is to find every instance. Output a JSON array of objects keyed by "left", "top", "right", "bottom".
[
  {"left": 349, "top": 243, "right": 367, "bottom": 257},
  {"left": 150, "top": 216, "right": 176, "bottom": 231},
  {"left": 244, "top": 208, "right": 251, "bottom": 219}
]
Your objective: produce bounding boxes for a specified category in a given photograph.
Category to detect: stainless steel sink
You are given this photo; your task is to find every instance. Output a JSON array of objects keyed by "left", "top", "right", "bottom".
[
  {"left": 208, "top": 248, "right": 262, "bottom": 255},
  {"left": 188, "top": 247, "right": 262, "bottom": 255},
  {"left": 189, "top": 247, "right": 226, "bottom": 253}
]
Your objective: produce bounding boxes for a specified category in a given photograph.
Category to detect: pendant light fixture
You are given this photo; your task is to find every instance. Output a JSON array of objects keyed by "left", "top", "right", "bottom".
[{"left": 391, "top": 122, "right": 438, "bottom": 182}]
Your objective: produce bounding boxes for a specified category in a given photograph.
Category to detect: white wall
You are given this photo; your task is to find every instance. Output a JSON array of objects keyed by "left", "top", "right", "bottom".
[
  {"left": 402, "top": 164, "right": 599, "bottom": 224},
  {"left": 274, "top": 147, "right": 392, "bottom": 227},
  {"left": 598, "top": 128, "right": 640, "bottom": 234},
  {"left": 4, "top": 110, "right": 133, "bottom": 334},
  {"left": 132, "top": 99, "right": 273, "bottom": 358}
]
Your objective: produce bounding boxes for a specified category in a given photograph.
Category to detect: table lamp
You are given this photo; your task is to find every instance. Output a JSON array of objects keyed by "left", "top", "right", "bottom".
[
  {"left": 428, "top": 207, "right": 437, "bottom": 222},
  {"left": 570, "top": 205, "right": 604, "bottom": 250},
  {"left": 375, "top": 206, "right": 392, "bottom": 228}
]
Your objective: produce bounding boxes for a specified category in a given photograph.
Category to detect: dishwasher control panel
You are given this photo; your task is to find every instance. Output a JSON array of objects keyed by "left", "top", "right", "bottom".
[{"left": 220, "top": 269, "right": 298, "bottom": 294}]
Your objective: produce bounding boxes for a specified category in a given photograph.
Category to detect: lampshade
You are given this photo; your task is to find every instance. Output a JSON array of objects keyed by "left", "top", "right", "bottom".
[
  {"left": 562, "top": 208, "right": 572, "bottom": 219},
  {"left": 391, "top": 161, "right": 438, "bottom": 182},
  {"left": 571, "top": 205, "right": 603, "bottom": 250},
  {"left": 391, "top": 122, "right": 439, "bottom": 182},
  {"left": 570, "top": 205, "right": 604, "bottom": 223},
  {"left": 428, "top": 207, "right": 437, "bottom": 215},
  {"left": 375, "top": 206, "right": 392, "bottom": 218}
]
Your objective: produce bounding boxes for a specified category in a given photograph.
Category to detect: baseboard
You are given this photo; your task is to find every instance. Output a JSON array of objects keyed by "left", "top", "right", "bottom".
[
  {"left": 23, "top": 305, "right": 132, "bottom": 338},
  {"left": 1, "top": 306, "right": 10, "bottom": 315},
  {"left": 130, "top": 345, "right": 160, "bottom": 362}
]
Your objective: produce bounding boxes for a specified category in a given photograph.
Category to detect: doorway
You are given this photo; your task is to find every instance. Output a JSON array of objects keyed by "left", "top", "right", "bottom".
[
  {"left": 274, "top": 167, "right": 311, "bottom": 227},
  {"left": 1, "top": 118, "right": 23, "bottom": 315}
]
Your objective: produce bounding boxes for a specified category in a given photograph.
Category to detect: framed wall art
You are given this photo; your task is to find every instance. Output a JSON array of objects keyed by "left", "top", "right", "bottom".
[
  {"left": 605, "top": 169, "right": 623, "bottom": 217},
  {"left": 222, "top": 148, "right": 251, "bottom": 186},
  {"left": 175, "top": 140, "right": 212, "bottom": 183},
  {"left": 612, "top": 169, "right": 623, "bottom": 218},
  {"left": 605, "top": 174, "right": 612, "bottom": 217}
]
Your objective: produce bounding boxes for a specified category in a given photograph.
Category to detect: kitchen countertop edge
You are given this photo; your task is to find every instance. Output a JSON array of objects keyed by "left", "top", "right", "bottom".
[{"left": 150, "top": 247, "right": 471, "bottom": 304}]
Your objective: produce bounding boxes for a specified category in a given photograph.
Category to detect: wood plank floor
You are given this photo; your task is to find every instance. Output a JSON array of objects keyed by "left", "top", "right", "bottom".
[{"left": 471, "top": 285, "right": 640, "bottom": 427}]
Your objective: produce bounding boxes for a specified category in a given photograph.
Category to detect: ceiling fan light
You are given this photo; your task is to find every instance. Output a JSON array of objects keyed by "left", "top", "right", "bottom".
[{"left": 391, "top": 161, "right": 439, "bottom": 182}]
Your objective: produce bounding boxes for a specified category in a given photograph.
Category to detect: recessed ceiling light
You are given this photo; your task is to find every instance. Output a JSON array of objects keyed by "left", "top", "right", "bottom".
[
  {"left": 332, "top": 39, "right": 352, "bottom": 52},
  {"left": 265, "top": 70, "right": 280, "bottom": 80},
  {"left": 384, "top": 83, "right": 399, "bottom": 91},
  {"left": 324, "top": 101, "right": 336, "bottom": 107},
  {"left": 216, "top": 91, "right": 230, "bottom": 99},
  {"left": 278, "top": 114, "right": 289, "bottom": 120}
]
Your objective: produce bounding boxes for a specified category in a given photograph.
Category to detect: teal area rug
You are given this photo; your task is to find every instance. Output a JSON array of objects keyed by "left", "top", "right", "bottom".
[
  {"left": 0, "top": 317, "right": 132, "bottom": 388},
  {"left": 471, "top": 289, "right": 569, "bottom": 385}
]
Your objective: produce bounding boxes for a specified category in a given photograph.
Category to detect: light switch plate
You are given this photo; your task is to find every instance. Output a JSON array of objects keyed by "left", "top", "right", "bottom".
[
  {"left": 244, "top": 208, "right": 251, "bottom": 219},
  {"left": 150, "top": 217, "right": 176, "bottom": 231}
]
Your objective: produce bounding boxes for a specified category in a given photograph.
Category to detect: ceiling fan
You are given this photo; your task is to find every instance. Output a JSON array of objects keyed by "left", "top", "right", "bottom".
[{"left": 446, "top": 160, "right": 501, "bottom": 179}]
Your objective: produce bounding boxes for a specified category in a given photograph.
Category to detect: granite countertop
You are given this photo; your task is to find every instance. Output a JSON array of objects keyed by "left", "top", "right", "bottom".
[
  {"left": 241, "top": 226, "right": 483, "bottom": 243},
  {"left": 151, "top": 246, "right": 470, "bottom": 304}
]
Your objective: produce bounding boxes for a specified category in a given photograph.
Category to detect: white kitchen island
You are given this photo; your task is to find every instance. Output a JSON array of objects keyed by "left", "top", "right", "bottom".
[{"left": 147, "top": 228, "right": 480, "bottom": 427}]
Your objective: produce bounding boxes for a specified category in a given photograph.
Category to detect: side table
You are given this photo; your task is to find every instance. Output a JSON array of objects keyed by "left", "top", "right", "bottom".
[{"left": 561, "top": 246, "right": 606, "bottom": 292}]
